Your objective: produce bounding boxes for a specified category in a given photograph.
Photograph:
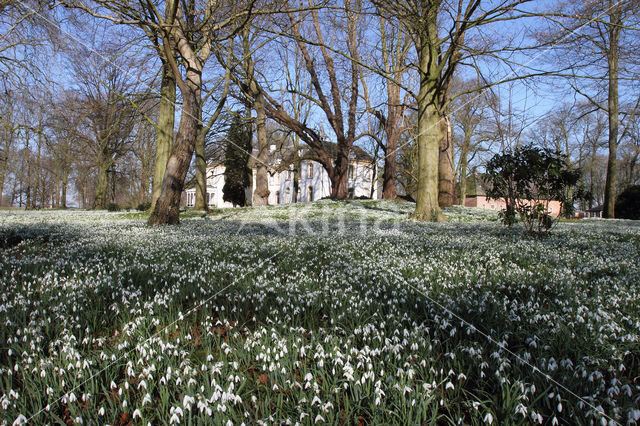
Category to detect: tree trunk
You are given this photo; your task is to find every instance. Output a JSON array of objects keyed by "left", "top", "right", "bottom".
[
  {"left": 438, "top": 115, "right": 455, "bottom": 207},
  {"left": 150, "top": 61, "right": 176, "bottom": 212},
  {"left": 412, "top": 32, "right": 444, "bottom": 221},
  {"left": 94, "top": 161, "right": 110, "bottom": 209},
  {"left": 603, "top": 16, "right": 619, "bottom": 218},
  {"left": 382, "top": 130, "right": 397, "bottom": 199},
  {"left": 0, "top": 151, "right": 6, "bottom": 207},
  {"left": 293, "top": 135, "right": 300, "bottom": 203},
  {"left": 194, "top": 120, "right": 207, "bottom": 210},
  {"left": 459, "top": 157, "right": 468, "bottom": 206},
  {"left": 253, "top": 92, "right": 270, "bottom": 206},
  {"left": 331, "top": 144, "right": 350, "bottom": 199},
  {"left": 148, "top": 68, "right": 201, "bottom": 225},
  {"left": 61, "top": 171, "right": 68, "bottom": 209}
]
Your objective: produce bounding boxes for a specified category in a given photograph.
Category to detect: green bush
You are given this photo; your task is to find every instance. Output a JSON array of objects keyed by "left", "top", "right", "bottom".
[
  {"left": 107, "top": 202, "right": 120, "bottom": 212},
  {"left": 485, "top": 144, "right": 580, "bottom": 237},
  {"left": 137, "top": 201, "right": 151, "bottom": 212},
  {"left": 615, "top": 185, "right": 640, "bottom": 219}
]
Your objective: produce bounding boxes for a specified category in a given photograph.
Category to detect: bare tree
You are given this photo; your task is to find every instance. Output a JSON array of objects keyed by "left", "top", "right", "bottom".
[
  {"left": 544, "top": 0, "right": 640, "bottom": 217},
  {"left": 450, "top": 80, "right": 491, "bottom": 205},
  {"left": 361, "top": 12, "right": 413, "bottom": 200},
  {"left": 372, "top": 0, "right": 544, "bottom": 220},
  {"left": 245, "top": 0, "right": 364, "bottom": 199},
  {"left": 59, "top": 0, "right": 252, "bottom": 224}
]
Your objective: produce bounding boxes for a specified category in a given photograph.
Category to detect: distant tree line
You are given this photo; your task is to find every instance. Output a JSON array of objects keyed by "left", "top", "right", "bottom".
[{"left": 0, "top": 0, "right": 638, "bottom": 221}]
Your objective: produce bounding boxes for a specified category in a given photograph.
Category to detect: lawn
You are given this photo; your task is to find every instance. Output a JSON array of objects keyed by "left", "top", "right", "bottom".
[{"left": 0, "top": 201, "right": 639, "bottom": 425}]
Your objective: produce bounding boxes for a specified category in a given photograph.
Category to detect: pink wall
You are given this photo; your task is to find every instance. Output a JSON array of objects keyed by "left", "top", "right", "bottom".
[{"left": 464, "top": 196, "right": 563, "bottom": 217}]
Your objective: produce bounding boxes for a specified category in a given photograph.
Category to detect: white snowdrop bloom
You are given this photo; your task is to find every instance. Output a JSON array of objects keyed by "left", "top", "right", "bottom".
[
  {"left": 183, "top": 395, "right": 195, "bottom": 410},
  {"left": 483, "top": 413, "right": 494, "bottom": 424},
  {"left": 98, "top": 407, "right": 105, "bottom": 416},
  {"left": 515, "top": 403, "right": 527, "bottom": 417},
  {"left": 12, "top": 414, "right": 27, "bottom": 426},
  {"left": 445, "top": 381, "right": 455, "bottom": 391},
  {"left": 314, "top": 414, "right": 325, "bottom": 423}
]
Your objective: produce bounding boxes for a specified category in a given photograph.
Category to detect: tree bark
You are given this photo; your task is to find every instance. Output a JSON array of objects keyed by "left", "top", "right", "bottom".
[
  {"left": 94, "top": 160, "right": 110, "bottom": 209},
  {"left": 438, "top": 114, "right": 455, "bottom": 207},
  {"left": 458, "top": 149, "right": 468, "bottom": 206},
  {"left": 0, "top": 149, "right": 6, "bottom": 207},
  {"left": 61, "top": 170, "right": 68, "bottom": 209},
  {"left": 194, "top": 117, "right": 207, "bottom": 210},
  {"left": 150, "top": 61, "right": 176, "bottom": 212},
  {"left": 603, "top": 7, "right": 620, "bottom": 218},
  {"left": 331, "top": 142, "right": 350, "bottom": 198},
  {"left": 412, "top": 27, "right": 444, "bottom": 221},
  {"left": 148, "top": 67, "right": 201, "bottom": 225},
  {"left": 382, "top": 123, "right": 398, "bottom": 199},
  {"left": 253, "top": 92, "right": 270, "bottom": 205}
]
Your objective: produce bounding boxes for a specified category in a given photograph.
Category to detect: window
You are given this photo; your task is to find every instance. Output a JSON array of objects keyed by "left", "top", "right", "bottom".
[
  {"left": 307, "top": 162, "right": 314, "bottom": 178},
  {"left": 287, "top": 170, "right": 292, "bottom": 181},
  {"left": 275, "top": 191, "right": 280, "bottom": 204},
  {"left": 285, "top": 187, "right": 291, "bottom": 203},
  {"left": 348, "top": 164, "right": 355, "bottom": 180},
  {"left": 307, "top": 186, "right": 313, "bottom": 202},
  {"left": 348, "top": 187, "right": 354, "bottom": 199}
]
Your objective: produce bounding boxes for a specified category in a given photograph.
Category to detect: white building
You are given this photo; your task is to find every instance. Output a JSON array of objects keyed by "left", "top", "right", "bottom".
[{"left": 184, "top": 143, "right": 377, "bottom": 208}]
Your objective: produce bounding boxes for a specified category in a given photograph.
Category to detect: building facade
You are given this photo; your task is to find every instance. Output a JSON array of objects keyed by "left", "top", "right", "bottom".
[{"left": 184, "top": 155, "right": 377, "bottom": 209}]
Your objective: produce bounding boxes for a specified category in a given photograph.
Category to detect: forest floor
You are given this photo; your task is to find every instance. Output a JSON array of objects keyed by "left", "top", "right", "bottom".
[{"left": 0, "top": 201, "right": 639, "bottom": 425}]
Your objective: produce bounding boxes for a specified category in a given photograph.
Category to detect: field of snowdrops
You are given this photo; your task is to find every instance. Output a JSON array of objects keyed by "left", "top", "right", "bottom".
[{"left": 0, "top": 201, "right": 639, "bottom": 425}]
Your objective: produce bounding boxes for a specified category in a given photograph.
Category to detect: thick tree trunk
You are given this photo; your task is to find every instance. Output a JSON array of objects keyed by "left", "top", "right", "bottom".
[
  {"left": 148, "top": 69, "right": 201, "bottom": 225},
  {"left": 412, "top": 32, "right": 444, "bottom": 221},
  {"left": 603, "top": 19, "right": 619, "bottom": 218},
  {"left": 194, "top": 123, "right": 207, "bottom": 210},
  {"left": 382, "top": 130, "right": 397, "bottom": 199},
  {"left": 438, "top": 115, "right": 455, "bottom": 207},
  {"left": 94, "top": 161, "right": 110, "bottom": 209},
  {"left": 150, "top": 62, "right": 176, "bottom": 212},
  {"left": 413, "top": 101, "right": 443, "bottom": 220},
  {"left": 331, "top": 144, "right": 350, "bottom": 199},
  {"left": 253, "top": 92, "right": 270, "bottom": 206}
]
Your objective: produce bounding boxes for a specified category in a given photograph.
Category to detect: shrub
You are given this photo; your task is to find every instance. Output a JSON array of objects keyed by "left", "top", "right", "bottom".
[
  {"left": 485, "top": 145, "right": 580, "bottom": 237},
  {"left": 615, "top": 185, "right": 640, "bottom": 219},
  {"left": 107, "top": 202, "right": 120, "bottom": 212},
  {"left": 137, "top": 201, "right": 151, "bottom": 212}
]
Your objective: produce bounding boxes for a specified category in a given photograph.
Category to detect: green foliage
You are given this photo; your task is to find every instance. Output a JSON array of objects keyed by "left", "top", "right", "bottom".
[
  {"left": 222, "top": 114, "right": 252, "bottom": 207},
  {"left": 106, "top": 202, "right": 120, "bottom": 212},
  {"left": 485, "top": 145, "right": 581, "bottom": 237},
  {"left": 136, "top": 202, "right": 151, "bottom": 212},
  {"left": 615, "top": 185, "right": 640, "bottom": 219}
]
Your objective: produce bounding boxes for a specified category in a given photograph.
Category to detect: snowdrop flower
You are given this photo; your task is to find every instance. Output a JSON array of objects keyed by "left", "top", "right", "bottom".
[{"left": 12, "top": 415, "right": 27, "bottom": 426}]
